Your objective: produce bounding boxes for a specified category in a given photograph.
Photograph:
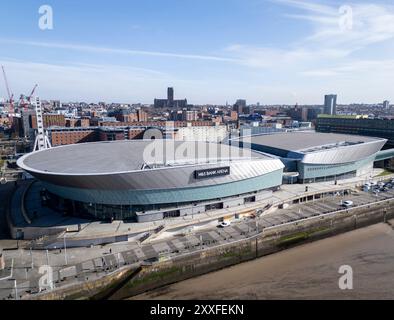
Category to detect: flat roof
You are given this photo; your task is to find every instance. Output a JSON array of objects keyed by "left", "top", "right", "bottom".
[
  {"left": 245, "top": 132, "right": 385, "bottom": 153},
  {"left": 18, "top": 140, "right": 269, "bottom": 175}
]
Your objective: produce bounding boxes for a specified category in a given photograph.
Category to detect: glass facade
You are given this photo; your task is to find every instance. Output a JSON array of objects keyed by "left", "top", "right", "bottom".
[
  {"left": 300, "top": 170, "right": 357, "bottom": 184},
  {"left": 317, "top": 117, "right": 394, "bottom": 149},
  {"left": 45, "top": 186, "right": 277, "bottom": 221}
]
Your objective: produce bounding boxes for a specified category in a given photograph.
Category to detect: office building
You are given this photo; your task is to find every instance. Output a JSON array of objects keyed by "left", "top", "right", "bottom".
[
  {"left": 316, "top": 115, "right": 394, "bottom": 149},
  {"left": 182, "top": 110, "right": 198, "bottom": 121},
  {"left": 324, "top": 94, "right": 337, "bottom": 115}
]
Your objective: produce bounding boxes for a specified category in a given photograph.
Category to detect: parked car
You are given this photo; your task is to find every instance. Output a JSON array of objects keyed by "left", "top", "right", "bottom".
[
  {"left": 218, "top": 221, "right": 231, "bottom": 228},
  {"left": 342, "top": 200, "right": 354, "bottom": 208}
]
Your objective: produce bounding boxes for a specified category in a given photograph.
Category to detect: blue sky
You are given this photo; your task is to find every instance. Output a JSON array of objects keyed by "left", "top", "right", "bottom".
[{"left": 0, "top": 0, "right": 394, "bottom": 104}]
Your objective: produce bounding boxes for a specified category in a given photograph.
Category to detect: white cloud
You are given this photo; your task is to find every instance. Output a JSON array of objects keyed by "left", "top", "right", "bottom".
[
  {"left": 302, "top": 59, "right": 394, "bottom": 77},
  {"left": 0, "top": 39, "right": 239, "bottom": 63},
  {"left": 276, "top": 0, "right": 394, "bottom": 50},
  {"left": 1, "top": 0, "right": 393, "bottom": 104},
  {"left": 0, "top": 58, "right": 176, "bottom": 103},
  {"left": 271, "top": 0, "right": 336, "bottom": 16},
  {"left": 0, "top": 58, "right": 252, "bottom": 104},
  {"left": 227, "top": 1, "right": 394, "bottom": 82},
  {"left": 225, "top": 44, "right": 351, "bottom": 69}
]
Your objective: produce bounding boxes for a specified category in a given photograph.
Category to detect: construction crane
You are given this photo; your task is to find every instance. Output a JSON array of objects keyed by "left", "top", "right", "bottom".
[
  {"left": 27, "top": 84, "right": 38, "bottom": 102},
  {"left": 1, "top": 65, "right": 15, "bottom": 129},
  {"left": 19, "top": 84, "right": 38, "bottom": 111},
  {"left": 1, "top": 66, "right": 14, "bottom": 113}
]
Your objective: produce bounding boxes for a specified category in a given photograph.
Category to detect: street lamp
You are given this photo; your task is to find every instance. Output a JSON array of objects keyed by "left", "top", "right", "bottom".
[
  {"left": 8, "top": 279, "right": 18, "bottom": 300},
  {"left": 46, "top": 249, "right": 50, "bottom": 266},
  {"left": 14, "top": 279, "right": 17, "bottom": 300},
  {"left": 30, "top": 247, "right": 34, "bottom": 269},
  {"left": 63, "top": 234, "right": 68, "bottom": 265}
]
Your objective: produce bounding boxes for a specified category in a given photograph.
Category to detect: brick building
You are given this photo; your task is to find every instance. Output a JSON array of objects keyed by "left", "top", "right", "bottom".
[
  {"left": 66, "top": 118, "right": 91, "bottom": 128},
  {"left": 31, "top": 114, "right": 66, "bottom": 129},
  {"left": 48, "top": 128, "right": 98, "bottom": 146},
  {"left": 98, "top": 127, "right": 126, "bottom": 141}
]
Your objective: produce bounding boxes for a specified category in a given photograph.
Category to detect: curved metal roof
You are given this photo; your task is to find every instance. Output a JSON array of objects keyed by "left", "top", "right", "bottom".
[
  {"left": 17, "top": 140, "right": 271, "bottom": 175},
  {"left": 246, "top": 132, "right": 386, "bottom": 152}
]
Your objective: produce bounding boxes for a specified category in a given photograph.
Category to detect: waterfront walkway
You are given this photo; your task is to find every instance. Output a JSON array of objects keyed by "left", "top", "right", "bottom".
[{"left": 1, "top": 169, "right": 394, "bottom": 300}]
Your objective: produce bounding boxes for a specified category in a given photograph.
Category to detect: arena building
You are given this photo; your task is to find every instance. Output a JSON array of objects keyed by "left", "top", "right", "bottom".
[
  {"left": 17, "top": 140, "right": 284, "bottom": 222},
  {"left": 239, "top": 132, "right": 387, "bottom": 184}
]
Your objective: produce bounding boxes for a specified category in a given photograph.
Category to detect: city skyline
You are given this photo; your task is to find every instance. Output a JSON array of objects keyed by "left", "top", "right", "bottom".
[{"left": 1, "top": 0, "right": 394, "bottom": 104}]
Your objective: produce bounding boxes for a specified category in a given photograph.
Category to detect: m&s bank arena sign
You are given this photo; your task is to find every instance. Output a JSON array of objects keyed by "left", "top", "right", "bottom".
[{"left": 194, "top": 166, "right": 230, "bottom": 179}]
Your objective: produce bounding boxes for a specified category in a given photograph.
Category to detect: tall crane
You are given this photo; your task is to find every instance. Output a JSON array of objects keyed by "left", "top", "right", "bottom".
[
  {"left": 19, "top": 84, "right": 38, "bottom": 111},
  {"left": 1, "top": 66, "right": 14, "bottom": 113},
  {"left": 27, "top": 84, "right": 38, "bottom": 102},
  {"left": 1, "top": 65, "right": 15, "bottom": 129}
]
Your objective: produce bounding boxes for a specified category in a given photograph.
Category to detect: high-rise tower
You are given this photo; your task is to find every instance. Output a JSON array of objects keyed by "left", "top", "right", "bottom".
[
  {"left": 167, "top": 87, "right": 174, "bottom": 107},
  {"left": 324, "top": 94, "right": 337, "bottom": 115}
]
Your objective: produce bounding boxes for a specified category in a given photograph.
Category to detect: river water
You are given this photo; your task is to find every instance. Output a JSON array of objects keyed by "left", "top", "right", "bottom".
[{"left": 130, "top": 223, "right": 394, "bottom": 300}]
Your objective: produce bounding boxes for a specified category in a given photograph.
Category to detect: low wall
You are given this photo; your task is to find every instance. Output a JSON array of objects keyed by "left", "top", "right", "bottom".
[
  {"left": 24, "top": 264, "right": 139, "bottom": 300},
  {"left": 39, "top": 234, "right": 129, "bottom": 250},
  {"left": 109, "top": 198, "right": 394, "bottom": 300},
  {"left": 14, "top": 227, "right": 65, "bottom": 242}
]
